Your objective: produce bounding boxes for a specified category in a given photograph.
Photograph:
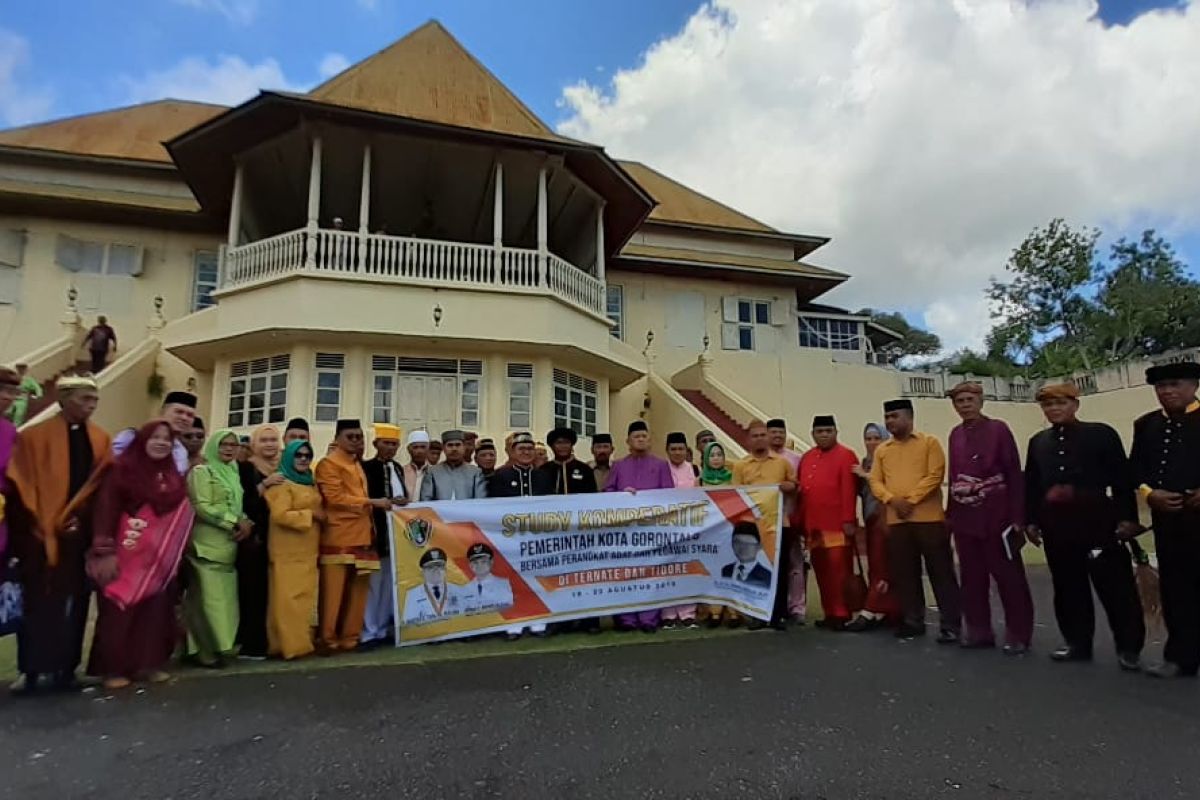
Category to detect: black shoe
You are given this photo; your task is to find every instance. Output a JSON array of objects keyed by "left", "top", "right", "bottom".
[
  {"left": 895, "top": 624, "right": 925, "bottom": 639},
  {"left": 844, "top": 616, "right": 873, "bottom": 633},
  {"left": 960, "top": 638, "right": 996, "bottom": 650},
  {"left": 9, "top": 673, "right": 40, "bottom": 697},
  {"left": 936, "top": 629, "right": 960, "bottom": 645},
  {"left": 531, "top": 630, "right": 551, "bottom": 639},
  {"left": 1144, "top": 661, "right": 1197, "bottom": 679},
  {"left": 1117, "top": 652, "right": 1142, "bottom": 672},
  {"left": 50, "top": 671, "right": 85, "bottom": 692},
  {"left": 505, "top": 632, "right": 523, "bottom": 642},
  {"left": 357, "top": 638, "right": 387, "bottom": 652},
  {"left": 788, "top": 614, "right": 807, "bottom": 627},
  {"left": 640, "top": 625, "right": 658, "bottom": 634},
  {"left": 769, "top": 620, "right": 789, "bottom": 632},
  {"left": 1002, "top": 643, "right": 1029, "bottom": 657},
  {"left": 747, "top": 621, "right": 767, "bottom": 631},
  {"left": 1049, "top": 646, "right": 1093, "bottom": 662}
]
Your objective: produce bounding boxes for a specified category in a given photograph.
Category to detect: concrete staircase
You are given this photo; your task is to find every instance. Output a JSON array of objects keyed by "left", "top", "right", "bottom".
[
  {"left": 678, "top": 389, "right": 751, "bottom": 450},
  {"left": 23, "top": 359, "right": 93, "bottom": 420}
]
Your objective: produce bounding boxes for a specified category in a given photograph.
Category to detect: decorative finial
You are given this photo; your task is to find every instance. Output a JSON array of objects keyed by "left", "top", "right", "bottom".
[{"left": 433, "top": 304, "right": 443, "bottom": 328}]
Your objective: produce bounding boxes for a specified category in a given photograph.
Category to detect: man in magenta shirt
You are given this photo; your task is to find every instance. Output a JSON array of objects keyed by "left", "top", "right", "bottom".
[{"left": 605, "top": 420, "right": 673, "bottom": 632}]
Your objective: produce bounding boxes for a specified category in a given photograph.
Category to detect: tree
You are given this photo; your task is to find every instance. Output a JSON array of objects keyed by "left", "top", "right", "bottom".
[
  {"left": 1091, "top": 231, "right": 1200, "bottom": 361},
  {"left": 936, "top": 348, "right": 1020, "bottom": 377},
  {"left": 854, "top": 308, "right": 942, "bottom": 360},
  {"left": 987, "top": 218, "right": 1100, "bottom": 374}
]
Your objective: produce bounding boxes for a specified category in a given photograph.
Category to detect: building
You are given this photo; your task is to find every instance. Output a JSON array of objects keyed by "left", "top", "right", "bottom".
[{"left": 0, "top": 21, "right": 1161, "bottom": 456}]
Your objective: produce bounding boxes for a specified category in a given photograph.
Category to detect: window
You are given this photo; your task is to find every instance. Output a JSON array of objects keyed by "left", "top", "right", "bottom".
[
  {"left": 0, "top": 229, "right": 26, "bottom": 305},
  {"left": 192, "top": 250, "right": 219, "bottom": 311},
  {"left": 606, "top": 284, "right": 624, "bottom": 340},
  {"left": 370, "top": 356, "right": 483, "bottom": 428},
  {"left": 228, "top": 355, "right": 290, "bottom": 427},
  {"left": 460, "top": 361, "right": 482, "bottom": 428},
  {"left": 313, "top": 353, "right": 344, "bottom": 423},
  {"left": 723, "top": 297, "right": 775, "bottom": 351},
  {"left": 507, "top": 363, "right": 533, "bottom": 430},
  {"left": 798, "top": 317, "right": 862, "bottom": 351},
  {"left": 552, "top": 368, "right": 598, "bottom": 437},
  {"left": 55, "top": 235, "right": 143, "bottom": 276}
]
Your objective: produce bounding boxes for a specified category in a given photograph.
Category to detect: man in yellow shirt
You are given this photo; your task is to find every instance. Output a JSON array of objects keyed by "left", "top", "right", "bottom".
[
  {"left": 868, "top": 399, "right": 962, "bottom": 642},
  {"left": 732, "top": 420, "right": 797, "bottom": 630}
]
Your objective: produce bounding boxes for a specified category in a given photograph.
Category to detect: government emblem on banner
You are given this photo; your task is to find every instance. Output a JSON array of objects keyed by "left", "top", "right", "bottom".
[{"left": 406, "top": 518, "right": 432, "bottom": 547}]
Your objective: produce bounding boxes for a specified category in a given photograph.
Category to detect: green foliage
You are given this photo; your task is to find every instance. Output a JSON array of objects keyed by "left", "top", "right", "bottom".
[
  {"left": 983, "top": 221, "right": 1198, "bottom": 377},
  {"left": 854, "top": 308, "right": 942, "bottom": 358}
]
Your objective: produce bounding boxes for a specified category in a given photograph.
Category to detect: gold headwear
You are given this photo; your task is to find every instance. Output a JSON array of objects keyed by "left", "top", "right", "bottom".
[
  {"left": 946, "top": 381, "right": 984, "bottom": 399},
  {"left": 1035, "top": 382, "right": 1080, "bottom": 402},
  {"left": 57, "top": 375, "right": 98, "bottom": 392}
]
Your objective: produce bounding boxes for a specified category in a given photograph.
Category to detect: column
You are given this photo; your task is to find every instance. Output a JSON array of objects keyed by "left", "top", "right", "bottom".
[
  {"left": 227, "top": 161, "right": 244, "bottom": 248},
  {"left": 536, "top": 164, "right": 548, "bottom": 287},
  {"left": 595, "top": 201, "right": 606, "bottom": 281},
  {"left": 492, "top": 161, "right": 504, "bottom": 281},
  {"left": 357, "top": 143, "right": 372, "bottom": 271},
  {"left": 304, "top": 134, "right": 323, "bottom": 269}
]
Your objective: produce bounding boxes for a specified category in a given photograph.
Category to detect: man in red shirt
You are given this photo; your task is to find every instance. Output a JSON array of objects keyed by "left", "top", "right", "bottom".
[{"left": 798, "top": 415, "right": 860, "bottom": 630}]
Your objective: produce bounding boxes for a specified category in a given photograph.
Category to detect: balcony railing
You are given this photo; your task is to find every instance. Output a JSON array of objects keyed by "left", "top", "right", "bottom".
[{"left": 220, "top": 228, "right": 606, "bottom": 317}]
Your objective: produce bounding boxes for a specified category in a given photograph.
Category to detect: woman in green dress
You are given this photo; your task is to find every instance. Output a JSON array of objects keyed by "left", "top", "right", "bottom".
[
  {"left": 699, "top": 442, "right": 741, "bottom": 628},
  {"left": 183, "top": 429, "right": 252, "bottom": 667}
]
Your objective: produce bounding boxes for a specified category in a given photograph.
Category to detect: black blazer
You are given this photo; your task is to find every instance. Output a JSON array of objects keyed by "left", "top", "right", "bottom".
[
  {"left": 539, "top": 459, "right": 598, "bottom": 494},
  {"left": 488, "top": 465, "right": 554, "bottom": 498},
  {"left": 362, "top": 457, "right": 403, "bottom": 555},
  {"left": 720, "top": 561, "right": 772, "bottom": 589}
]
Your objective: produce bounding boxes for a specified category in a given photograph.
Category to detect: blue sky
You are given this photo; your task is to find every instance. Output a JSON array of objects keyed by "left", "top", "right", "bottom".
[{"left": 1, "top": 0, "right": 1195, "bottom": 349}]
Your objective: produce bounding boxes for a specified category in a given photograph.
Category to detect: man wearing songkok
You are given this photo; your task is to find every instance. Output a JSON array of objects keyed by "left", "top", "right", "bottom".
[
  {"left": 946, "top": 382, "right": 1033, "bottom": 655},
  {"left": 695, "top": 429, "right": 717, "bottom": 454},
  {"left": 182, "top": 416, "right": 206, "bottom": 470},
  {"left": 428, "top": 438, "right": 443, "bottom": 466},
  {"left": 489, "top": 432, "right": 552, "bottom": 639},
  {"left": 402, "top": 430, "right": 432, "bottom": 499},
  {"left": 768, "top": 418, "right": 807, "bottom": 625},
  {"left": 314, "top": 419, "right": 387, "bottom": 653},
  {"left": 462, "top": 431, "right": 478, "bottom": 464},
  {"left": 1025, "top": 382, "right": 1143, "bottom": 670},
  {"left": 283, "top": 417, "right": 311, "bottom": 444},
  {"left": 1132, "top": 362, "right": 1200, "bottom": 678},
  {"left": 475, "top": 438, "right": 498, "bottom": 477},
  {"left": 869, "top": 399, "right": 962, "bottom": 642},
  {"left": 606, "top": 420, "right": 674, "bottom": 632},
  {"left": 360, "top": 423, "right": 407, "bottom": 648},
  {"left": 589, "top": 433, "right": 615, "bottom": 492},
  {"left": 541, "top": 428, "right": 597, "bottom": 495},
  {"left": 8, "top": 375, "right": 111, "bottom": 693},
  {"left": 798, "top": 415, "right": 860, "bottom": 631},
  {"left": 732, "top": 420, "right": 798, "bottom": 630},
  {"left": 112, "top": 390, "right": 196, "bottom": 474},
  {"left": 421, "top": 430, "right": 487, "bottom": 501}
]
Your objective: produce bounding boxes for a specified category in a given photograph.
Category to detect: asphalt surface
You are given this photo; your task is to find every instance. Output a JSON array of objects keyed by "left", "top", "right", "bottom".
[{"left": 2, "top": 567, "right": 1198, "bottom": 800}]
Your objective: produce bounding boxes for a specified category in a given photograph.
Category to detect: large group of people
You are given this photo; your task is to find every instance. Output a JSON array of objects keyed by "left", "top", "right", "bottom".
[{"left": 2, "top": 357, "right": 1199, "bottom": 696}]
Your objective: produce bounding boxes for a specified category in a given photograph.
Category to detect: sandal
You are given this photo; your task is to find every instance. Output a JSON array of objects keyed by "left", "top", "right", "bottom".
[{"left": 103, "top": 676, "right": 132, "bottom": 691}]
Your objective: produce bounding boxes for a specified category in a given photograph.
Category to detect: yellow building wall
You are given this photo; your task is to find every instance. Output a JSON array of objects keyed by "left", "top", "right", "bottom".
[{"left": 0, "top": 215, "right": 221, "bottom": 362}]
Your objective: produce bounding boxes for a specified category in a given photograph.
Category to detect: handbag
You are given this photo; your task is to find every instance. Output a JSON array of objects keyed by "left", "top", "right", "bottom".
[
  {"left": 842, "top": 530, "right": 869, "bottom": 614},
  {"left": 0, "top": 555, "right": 23, "bottom": 637}
]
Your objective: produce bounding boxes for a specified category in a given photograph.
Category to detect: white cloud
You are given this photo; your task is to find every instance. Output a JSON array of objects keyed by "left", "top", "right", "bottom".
[
  {"left": 173, "top": 0, "right": 261, "bottom": 27},
  {"left": 318, "top": 52, "right": 351, "bottom": 80},
  {"left": 120, "top": 54, "right": 305, "bottom": 106},
  {"left": 0, "top": 28, "right": 54, "bottom": 127},
  {"left": 558, "top": 0, "right": 1200, "bottom": 354}
]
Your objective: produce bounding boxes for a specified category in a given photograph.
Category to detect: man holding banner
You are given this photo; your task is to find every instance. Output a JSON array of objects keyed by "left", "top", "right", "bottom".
[{"left": 733, "top": 420, "right": 797, "bottom": 631}]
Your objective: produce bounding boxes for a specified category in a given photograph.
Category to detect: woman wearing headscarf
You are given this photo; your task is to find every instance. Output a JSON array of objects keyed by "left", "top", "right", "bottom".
[
  {"left": 86, "top": 420, "right": 195, "bottom": 689},
  {"left": 847, "top": 423, "right": 899, "bottom": 631},
  {"left": 183, "top": 429, "right": 250, "bottom": 667},
  {"left": 698, "top": 442, "right": 742, "bottom": 629},
  {"left": 236, "top": 424, "right": 283, "bottom": 658},
  {"left": 265, "top": 439, "right": 323, "bottom": 660}
]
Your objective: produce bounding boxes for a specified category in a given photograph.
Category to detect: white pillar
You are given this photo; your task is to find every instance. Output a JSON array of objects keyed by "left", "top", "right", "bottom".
[
  {"left": 595, "top": 201, "right": 606, "bottom": 282},
  {"left": 227, "top": 161, "right": 244, "bottom": 248},
  {"left": 304, "top": 134, "right": 323, "bottom": 269},
  {"left": 492, "top": 161, "right": 504, "bottom": 248},
  {"left": 536, "top": 164, "right": 548, "bottom": 286},
  {"left": 357, "top": 143, "right": 371, "bottom": 271}
]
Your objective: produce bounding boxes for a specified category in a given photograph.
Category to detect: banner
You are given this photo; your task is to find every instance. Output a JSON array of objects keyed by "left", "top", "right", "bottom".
[{"left": 388, "top": 486, "right": 782, "bottom": 645}]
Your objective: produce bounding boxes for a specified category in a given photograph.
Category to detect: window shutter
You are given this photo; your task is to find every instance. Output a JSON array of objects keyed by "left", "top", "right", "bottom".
[
  {"left": 721, "top": 296, "right": 739, "bottom": 323},
  {"left": 720, "top": 323, "right": 740, "bottom": 350},
  {"left": 315, "top": 353, "right": 344, "bottom": 370},
  {"left": 0, "top": 230, "right": 25, "bottom": 269},
  {"left": 508, "top": 363, "right": 533, "bottom": 379},
  {"left": 757, "top": 326, "right": 777, "bottom": 354},
  {"left": 771, "top": 297, "right": 789, "bottom": 326}
]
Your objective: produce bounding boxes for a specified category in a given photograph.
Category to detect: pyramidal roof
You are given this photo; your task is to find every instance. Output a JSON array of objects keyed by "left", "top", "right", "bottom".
[
  {"left": 0, "top": 99, "right": 225, "bottom": 164},
  {"left": 618, "top": 161, "right": 775, "bottom": 233},
  {"left": 308, "top": 20, "right": 564, "bottom": 143}
]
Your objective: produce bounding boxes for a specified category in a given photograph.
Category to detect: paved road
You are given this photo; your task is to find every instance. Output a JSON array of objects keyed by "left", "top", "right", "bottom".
[{"left": 2, "top": 568, "right": 1197, "bottom": 800}]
